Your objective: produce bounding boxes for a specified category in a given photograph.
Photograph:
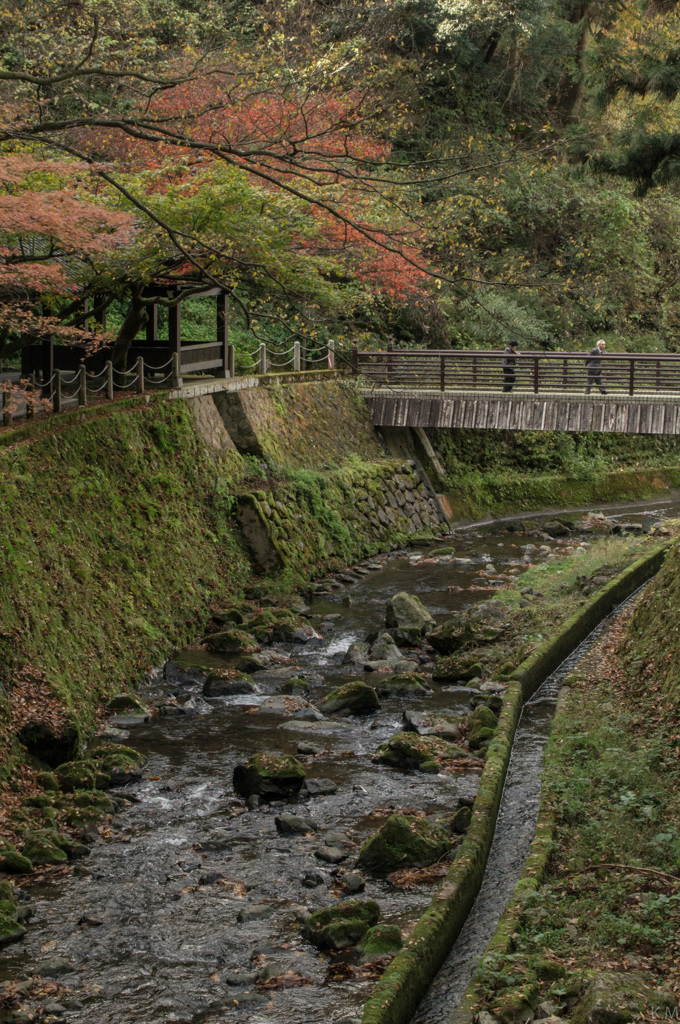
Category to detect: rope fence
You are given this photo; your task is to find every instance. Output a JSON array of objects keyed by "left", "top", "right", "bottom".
[{"left": 2, "top": 340, "right": 338, "bottom": 425}]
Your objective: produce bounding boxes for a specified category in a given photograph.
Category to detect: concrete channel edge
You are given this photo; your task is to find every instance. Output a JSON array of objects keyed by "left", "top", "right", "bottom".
[{"left": 360, "top": 542, "right": 670, "bottom": 1024}]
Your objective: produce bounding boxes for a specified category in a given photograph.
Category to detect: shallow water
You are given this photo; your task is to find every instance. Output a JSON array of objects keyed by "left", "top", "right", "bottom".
[{"left": 1, "top": 497, "right": 677, "bottom": 1024}]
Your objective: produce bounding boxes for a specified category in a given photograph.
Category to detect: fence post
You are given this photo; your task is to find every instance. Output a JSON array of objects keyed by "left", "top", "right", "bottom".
[
  {"left": 293, "top": 341, "right": 301, "bottom": 372},
  {"left": 136, "top": 356, "right": 145, "bottom": 395},
  {"left": 440, "top": 354, "right": 445, "bottom": 392},
  {"left": 328, "top": 339, "right": 335, "bottom": 370},
  {"left": 54, "top": 371, "right": 62, "bottom": 413},
  {"left": 629, "top": 359, "right": 635, "bottom": 397},
  {"left": 533, "top": 357, "right": 539, "bottom": 394},
  {"left": 227, "top": 344, "right": 235, "bottom": 378},
  {"left": 351, "top": 344, "right": 358, "bottom": 375},
  {"left": 26, "top": 374, "right": 36, "bottom": 420},
  {"left": 387, "top": 340, "right": 394, "bottom": 382},
  {"left": 105, "top": 360, "right": 114, "bottom": 401},
  {"left": 78, "top": 365, "right": 87, "bottom": 407},
  {"left": 170, "top": 352, "right": 182, "bottom": 389},
  {"left": 1, "top": 389, "right": 10, "bottom": 427},
  {"left": 259, "top": 343, "right": 267, "bottom": 375}
]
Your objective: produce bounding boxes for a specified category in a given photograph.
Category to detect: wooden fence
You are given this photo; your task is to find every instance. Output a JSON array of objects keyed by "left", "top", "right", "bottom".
[{"left": 352, "top": 347, "right": 680, "bottom": 395}]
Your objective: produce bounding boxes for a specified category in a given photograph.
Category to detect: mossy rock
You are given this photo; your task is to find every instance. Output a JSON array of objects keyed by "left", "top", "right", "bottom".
[
  {"left": 0, "top": 848, "right": 33, "bottom": 874},
  {"left": 24, "top": 794, "right": 54, "bottom": 809},
  {"left": 357, "top": 813, "right": 452, "bottom": 874},
  {"left": 0, "top": 880, "right": 14, "bottom": 902},
  {"left": 106, "top": 693, "right": 148, "bottom": 713},
  {"left": 362, "top": 924, "right": 403, "bottom": 955},
  {"left": 279, "top": 678, "right": 309, "bottom": 695},
  {"left": 321, "top": 681, "right": 380, "bottom": 715},
  {"left": 432, "top": 655, "right": 485, "bottom": 682},
  {"left": 429, "top": 617, "right": 505, "bottom": 656},
  {"left": 36, "top": 771, "right": 59, "bottom": 792},
  {"left": 0, "top": 902, "right": 24, "bottom": 948},
  {"left": 205, "top": 628, "right": 259, "bottom": 654},
  {"left": 203, "top": 671, "right": 257, "bottom": 698},
  {"left": 571, "top": 971, "right": 678, "bottom": 1024},
  {"left": 468, "top": 705, "right": 498, "bottom": 749},
  {"left": 374, "top": 674, "right": 432, "bottom": 698},
  {"left": 491, "top": 981, "right": 540, "bottom": 1024},
  {"left": 430, "top": 546, "right": 456, "bottom": 557},
  {"left": 233, "top": 753, "right": 306, "bottom": 801},
  {"left": 385, "top": 592, "right": 436, "bottom": 643},
  {"left": 94, "top": 745, "right": 144, "bottom": 774},
  {"left": 373, "top": 732, "right": 469, "bottom": 771},
  {"left": 55, "top": 760, "right": 109, "bottom": 793},
  {"left": 212, "top": 606, "right": 246, "bottom": 626},
  {"left": 21, "top": 829, "right": 69, "bottom": 865},
  {"left": 302, "top": 900, "right": 380, "bottom": 950}
]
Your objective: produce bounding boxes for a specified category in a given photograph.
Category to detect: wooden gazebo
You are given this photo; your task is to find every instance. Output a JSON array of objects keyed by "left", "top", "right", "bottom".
[{"left": 21, "top": 285, "right": 233, "bottom": 384}]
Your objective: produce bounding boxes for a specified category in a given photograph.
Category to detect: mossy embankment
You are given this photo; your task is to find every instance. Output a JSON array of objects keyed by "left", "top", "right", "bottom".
[
  {"left": 427, "top": 428, "right": 680, "bottom": 520},
  {"left": 465, "top": 563, "right": 680, "bottom": 1024}
]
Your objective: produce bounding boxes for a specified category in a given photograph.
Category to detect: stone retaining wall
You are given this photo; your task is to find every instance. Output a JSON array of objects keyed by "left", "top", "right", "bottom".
[
  {"left": 236, "top": 461, "right": 448, "bottom": 573},
  {"left": 360, "top": 543, "right": 670, "bottom": 1024}
]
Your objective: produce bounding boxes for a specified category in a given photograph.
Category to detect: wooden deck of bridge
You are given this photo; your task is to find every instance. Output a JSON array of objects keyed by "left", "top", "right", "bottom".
[{"left": 363, "top": 388, "right": 680, "bottom": 434}]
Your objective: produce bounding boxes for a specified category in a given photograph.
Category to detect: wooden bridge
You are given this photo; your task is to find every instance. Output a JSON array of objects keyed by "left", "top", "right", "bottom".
[{"left": 353, "top": 348, "right": 680, "bottom": 435}]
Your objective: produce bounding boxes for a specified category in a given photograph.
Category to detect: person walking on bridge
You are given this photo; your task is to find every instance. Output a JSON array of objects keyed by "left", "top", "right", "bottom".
[
  {"left": 585, "top": 339, "right": 608, "bottom": 395},
  {"left": 502, "top": 341, "right": 519, "bottom": 392}
]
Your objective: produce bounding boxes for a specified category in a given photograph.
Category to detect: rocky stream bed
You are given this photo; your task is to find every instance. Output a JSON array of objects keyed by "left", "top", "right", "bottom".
[{"left": 1, "top": 497, "right": 678, "bottom": 1024}]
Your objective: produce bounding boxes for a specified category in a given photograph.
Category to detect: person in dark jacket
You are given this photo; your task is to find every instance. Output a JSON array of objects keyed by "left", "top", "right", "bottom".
[
  {"left": 585, "top": 339, "right": 607, "bottom": 394},
  {"left": 502, "top": 341, "right": 519, "bottom": 392}
]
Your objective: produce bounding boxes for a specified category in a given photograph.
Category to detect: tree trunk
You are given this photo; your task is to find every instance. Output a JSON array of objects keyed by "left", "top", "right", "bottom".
[
  {"left": 557, "top": 4, "right": 590, "bottom": 121},
  {"left": 112, "top": 286, "right": 147, "bottom": 369}
]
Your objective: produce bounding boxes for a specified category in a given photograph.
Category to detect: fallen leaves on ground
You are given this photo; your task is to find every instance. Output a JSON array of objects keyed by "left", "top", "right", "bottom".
[
  {"left": 388, "top": 862, "right": 450, "bottom": 886},
  {"left": 256, "top": 972, "right": 313, "bottom": 990}
]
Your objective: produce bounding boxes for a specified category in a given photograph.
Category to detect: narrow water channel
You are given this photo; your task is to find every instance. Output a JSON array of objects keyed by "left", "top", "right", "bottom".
[
  {"left": 0, "top": 497, "right": 677, "bottom": 1024},
  {"left": 411, "top": 593, "right": 637, "bottom": 1024}
]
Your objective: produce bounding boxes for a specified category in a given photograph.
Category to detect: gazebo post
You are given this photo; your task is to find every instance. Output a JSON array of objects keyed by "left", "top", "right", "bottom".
[
  {"left": 169, "top": 299, "right": 181, "bottom": 376},
  {"left": 145, "top": 303, "right": 158, "bottom": 343},
  {"left": 42, "top": 336, "right": 54, "bottom": 391},
  {"left": 217, "top": 292, "right": 229, "bottom": 378}
]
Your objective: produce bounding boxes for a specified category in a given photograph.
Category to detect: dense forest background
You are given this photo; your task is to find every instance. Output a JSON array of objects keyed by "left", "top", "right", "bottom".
[{"left": 2, "top": 0, "right": 680, "bottom": 364}]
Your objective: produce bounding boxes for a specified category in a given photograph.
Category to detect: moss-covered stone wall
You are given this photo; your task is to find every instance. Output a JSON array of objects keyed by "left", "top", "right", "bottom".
[{"left": 236, "top": 462, "right": 447, "bottom": 574}]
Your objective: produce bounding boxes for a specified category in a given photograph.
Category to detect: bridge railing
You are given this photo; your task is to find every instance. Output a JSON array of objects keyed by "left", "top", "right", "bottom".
[{"left": 352, "top": 347, "right": 680, "bottom": 396}]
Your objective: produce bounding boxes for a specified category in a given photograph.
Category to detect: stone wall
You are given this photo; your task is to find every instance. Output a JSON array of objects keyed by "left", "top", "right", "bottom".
[
  {"left": 211, "top": 379, "right": 383, "bottom": 471},
  {"left": 236, "top": 461, "right": 448, "bottom": 572}
]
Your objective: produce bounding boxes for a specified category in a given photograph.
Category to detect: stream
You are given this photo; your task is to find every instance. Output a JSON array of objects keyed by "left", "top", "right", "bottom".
[{"left": 1, "top": 495, "right": 679, "bottom": 1024}]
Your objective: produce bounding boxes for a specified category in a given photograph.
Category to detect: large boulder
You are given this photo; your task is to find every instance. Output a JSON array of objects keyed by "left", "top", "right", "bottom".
[
  {"left": 366, "top": 632, "right": 404, "bottom": 668},
  {"left": 468, "top": 704, "right": 498, "bottom": 749},
  {"left": 373, "top": 732, "right": 470, "bottom": 772},
  {"left": 429, "top": 602, "right": 509, "bottom": 656},
  {"left": 342, "top": 640, "right": 369, "bottom": 665},
  {"left": 357, "top": 813, "right": 452, "bottom": 874},
  {"left": 374, "top": 673, "right": 432, "bottom": 698},
  {"left": 571, "top": 972, "right": 677, "bottom": 1024},
  {"left": 403, "top": 709, "right": 461, "bottom": 740},
  {"left": 55, "top": 759, "right": 109, "bottom": 793},
  {"left": 0, "top": 881, "right": 25, "bottom": 948},
  {"left": 233, "top": 753, "right": 306, "bottom": 801},
  {"left": 321, "top": 681, "right": 380, "bottom": 715},
  {"left": 203, "top": 672, "right": 258, "bottom": 698},
  {"left": 302, "top": 900, "right": 380, "bottom": 950},
  {"left": 245, "top": 610, "right": 321, "bottom": 644},
  {"left": 362, "top": 924, "right": 403, "bottom": 955},
  {"left": 21, "top": 829, "right": 71, "bottom": 866},
  {"left": 205, "top": 628, "right": 259, "bottom": 653},
  {"left": 385, "top": 592, "right": 436, "bottom": 644}
]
